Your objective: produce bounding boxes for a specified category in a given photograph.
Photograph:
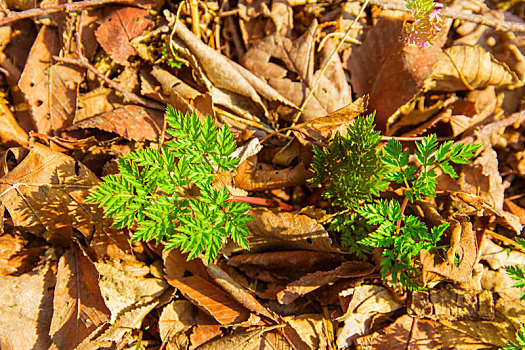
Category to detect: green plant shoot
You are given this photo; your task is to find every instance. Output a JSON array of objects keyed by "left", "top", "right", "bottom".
[{"left": 87, "top": 106, "right": 253, "bottom": 264}]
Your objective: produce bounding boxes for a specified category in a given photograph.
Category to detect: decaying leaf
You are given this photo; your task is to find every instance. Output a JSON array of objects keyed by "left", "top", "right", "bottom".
[
  {"left": 0, "top": 97, "right": 29, "bottom": 147},
  {"left": 277, "top": 261, "right": 374, "bottom": 304},
  {"left": 49, "top": 246, "right": 111, "bottom": 349},
  {"left": 95, "top": 5, "right": 153, "bottom": 66},
  {"left": 18, "top": 25, "right": 83, "bottom": 134},
  {"left": 66, "top": 105, "right": 164, "bottom": 142},
  {"left": 0, "top": 261, "right": 55, "bottom": 349},
  {"left": 246, "top": 208, "right": 340, "bottom": 253},
  {"left": 424, "top": 45, "right": 519, "bottom": 92},
  {"left": 242, "top": 20, "right": 351, "bottom": 122},
  {"left": 346, "top": 10, "right": 446, "bottom": 129},
  {"left": 0, "top": 143, "right": 103, "bottom": 245},
  {"left": 158, "top": 300, "right": 195, "bottom": 349}
]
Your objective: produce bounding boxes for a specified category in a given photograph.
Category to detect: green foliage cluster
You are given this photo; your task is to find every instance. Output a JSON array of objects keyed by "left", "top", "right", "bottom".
[
  {"left": 502, "top": 323, "right": 525, "bottom": 350},
  {"left": 311, "top": 113, "right": 481, "bottom": 289},
  {"left": 505, "top": 238, "right": 525, "bottom": 300},
  {"left": 87, "top": 105, "right": 252, "bottom": 264},
  {"left": 403, "top": 0, "right": 444, "bottom": 48}
]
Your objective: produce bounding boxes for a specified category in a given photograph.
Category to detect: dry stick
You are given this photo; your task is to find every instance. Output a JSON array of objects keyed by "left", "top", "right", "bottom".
[
  {"left": 357, "top": 0, "right": 525, "bottom": 33},
  {"left": 0, "top": 0, "right": 138, "bottom": 27},
  {"left": 286, "top": 0, "right": 370, "bottom": 134}
]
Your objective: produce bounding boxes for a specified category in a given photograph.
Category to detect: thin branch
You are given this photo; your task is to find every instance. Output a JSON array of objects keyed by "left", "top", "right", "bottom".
[{"left": 0, "top": 0, "right": 139, "bottom": 27}]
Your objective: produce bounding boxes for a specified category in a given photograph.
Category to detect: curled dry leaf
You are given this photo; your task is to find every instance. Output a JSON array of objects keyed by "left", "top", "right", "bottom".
[
  {"left": 246, "top": 208, "right": 339, "bottom": 253},
  {"left": 424, "top": 45, "right": 519, "bottom": 92},
  {"left": 336, "top": 285, "right": 403, "bottom": 348},
  {"left": 95, "top": 5, "right": 153, "bottom": 66},
  {"left": 66, "top": 105, "right": 163, "bottom": 142},
  {"left": 18, "top": 25, "right": 83, "bottom": 134},
  {"left": 242, "top": 20, "right": 352, "bottom": 122},
  {"left": 0, "top": 98, "right": 29, "bottom": 147},
  {"left": 346, "top": 10, "right": 446, "bottom": 129}
]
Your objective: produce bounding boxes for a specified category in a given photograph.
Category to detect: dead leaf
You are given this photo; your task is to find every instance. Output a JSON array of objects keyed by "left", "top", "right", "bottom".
[
  {"left": 49, "top": 246, "right": 111, "bottom": 349},
  {"left": 95, "top": 5, "right": 153, "bottom": 66},
  {"left": 283, "top": 314, "right": 327, "bottom": 350},
  {"left": 159, "top": 300, "right": 195, "bottom": 349},
  {"left": 480, "top": 239, "right": 525, "bottom": 270},
  {"left": 94, "top": 260, "right": 169, "bottom": 342},
  {"left": 424, "top": 45, "right": 519, "bottom": 92},
  {"left": 277, "top": 261, "right": 374, "bottom": 304},
  {"left": 0, "top": 261, "right": 55, "bottom": 349},
  {"left": 354, "top": 314, "right": 495, "bottom": 350},
  {"left": 242, "top": 20, "right": 351, "bottom": 122},
  {"left": 235, "top": 156, "right": 311, "bottom": 191},
  {"left": 291, "top": 95, "right": 369, "bottom": 147},
  {"left": 18, "top": 25, "right": 83, "bottom": 134},
  {"left": 336, "top": 285, "right": 403, "bottom": 348},
  {"left": 0, "top": 98, "right": 29, "bottom": 146},
  {"left": 66, "top": 105, "right": 163, "bottom": 142},
  {"left": 409, "top": 288, "right": 494, "bottom": 321},
  {"left": 346, "top": 10, "right": 446, "bottom": 129},
  {"left": 246, "top": 208, "right": 339, "bottom": 253},
  {"left": 0, "top": 143, "right": 104, "bottom": 245}
]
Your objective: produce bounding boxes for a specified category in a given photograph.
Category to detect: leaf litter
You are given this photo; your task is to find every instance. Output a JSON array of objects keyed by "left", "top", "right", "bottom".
[{"left": 1, "top": 0, "right": 525, "bottom": 349}]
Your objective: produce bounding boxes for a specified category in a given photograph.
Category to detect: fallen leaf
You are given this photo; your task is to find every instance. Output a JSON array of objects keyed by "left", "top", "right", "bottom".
[
  {"left": 66, "top": 105, "right": 164, "bottom": 142},
  {"left": 336, "top": 285, "right": 403, "bottom": 348},
  {"left": 424, "top": 45, "right": 519, "bottom": 92},
  {"left": 49, "top": 246, "right": 111, "bottom": 349},
  {"left": 95, "top": 5, "right": 153, "bottom": 66},
  {"left": 159, "top": 300, "right": 195, "bottom": 349},
  {"left": 166, "top": 273, "right": 250, "bottom": 325},
  {"left": 346, "top": 10, "right": 446, "bottom": 129},
  {"left": 242, "top": 20, "right": 352, "bottom": 122},
  {"left": 0, "top": 143, "right": 104, "bottom": 245},
  {"left": 246, "top": 208, "right": 340, "bottom": 253},
  {"left": 283, "top": 314, "right": 327, "bottom": 350},
  {"left": 0, "top": 261, "right": 55, "bottom": 349},
  {"left": 18, "top": 25, "right": 83, "bottom": 134},
  {"left": 0, "top": 98, "right": 29, "bottom": 146},
  {"left": 480, "top": 239, "right": 525, "bottom": 270},
  {"left": 277, "top": 261, "right": 374, "bottom": 304},
  {"left": 354, "top": 314, "right": 495, "bottom": 350}
]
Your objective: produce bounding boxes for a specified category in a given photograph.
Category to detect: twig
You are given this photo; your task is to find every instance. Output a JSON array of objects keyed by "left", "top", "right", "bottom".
[
  {"left": 356, "top": 0, "right": 525, "bottom": 33},
  {"left": 0, "top": 0, "right": 138, "bottom": 27},
  {"left": 286, "top": 0, "right": 370, "bottom": 134},
  {"left": 231, "top": 195, "right": 293, "bottom": 211}
]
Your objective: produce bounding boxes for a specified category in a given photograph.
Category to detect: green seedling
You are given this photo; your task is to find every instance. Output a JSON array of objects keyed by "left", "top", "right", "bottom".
[
  {"left": 87, "top": 105, "right": 253, "bottom": 264},
  {"left": 403, "top": 0, "right": 444, "bottom": 48},
  {"left": 311, "top": 113, "right": 481, "bottom": 289}
]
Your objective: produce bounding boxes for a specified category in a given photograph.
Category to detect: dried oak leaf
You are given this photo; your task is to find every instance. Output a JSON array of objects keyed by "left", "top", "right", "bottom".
[
  {"left": 424, "top": 45, "right": 519, "bottom": 92},
  {"left": 242, "top": 20, "right": 352, "bottom": 122},
  {"left": 0, "top": 261, "right": 55, "bottom": 349},
  {"left": 0, "top": 143, "right": 103, "bottom": 245},
  {"left": 95, "top": 5, "right": 153, "bottom": 65},
  {"left": 49, "top": 246, "right": 110, "bottom": 349},
  {"left": 18, "top": 25, "right": 83, "bottom": 134},
  {"left": 346, "top": 10, "right": 446, "bottom": 130},
  {"left": 66, "top": 105, "right": 163, "bottom": 142}
]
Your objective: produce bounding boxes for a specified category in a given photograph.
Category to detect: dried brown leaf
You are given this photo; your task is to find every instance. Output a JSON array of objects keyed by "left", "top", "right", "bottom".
[
  {"left": 277, "top": 261, "right": 374, "bottom": 304},
  {"left": 166, "top": 273, "right": 250, "bottom": 325},
  {"left": 346, "top": 10, "right": 446, "bottom": 129},
  {"left": 424, "top": 45, "right": 519, "bottom": 92},
  {"left": 242, "top": 20, "right": 351, "bottom": 121},
  {"left": 49, "top": 246, "right": 110, "bottom": 349},
  {"left": 0, "top": 261, "right": 55, "bottom": 349},
  {"left": 246, "top": 208, "right": 339, "bottom": 253},
  {"left": 18, "top": 25, "right": 83, "bottom": 134},
  {"left": 95, "top": 5, "right": 153, "bottom": 66},
  {"left": 0, "top": 100, "right": 29, "bottom": 147},
  {"left": 67, "top": 105, "right": 163, "bottom": 142},
  {"left": 0, "top": 143, "right": 103, "bottom": 245},
  {"left": 158, "top": 300, "right": 195, "bottom": 348}
]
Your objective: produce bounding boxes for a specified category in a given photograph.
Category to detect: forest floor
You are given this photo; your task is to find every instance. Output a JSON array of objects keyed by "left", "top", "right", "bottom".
[{"left": 1, "top": 0, "right": 525, "bottom": 349}]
